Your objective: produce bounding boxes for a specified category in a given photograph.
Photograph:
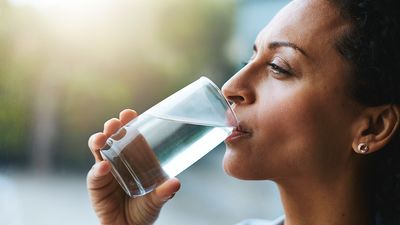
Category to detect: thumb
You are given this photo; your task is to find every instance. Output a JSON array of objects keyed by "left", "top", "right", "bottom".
[{"left": 150, "top": 178, "right": 181, "bottom": 205}]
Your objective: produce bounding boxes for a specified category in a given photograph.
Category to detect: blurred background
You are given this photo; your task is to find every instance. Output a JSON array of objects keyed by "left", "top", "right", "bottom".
[{"left": 0, "top": 0, "right": 288, "bottom": 224}]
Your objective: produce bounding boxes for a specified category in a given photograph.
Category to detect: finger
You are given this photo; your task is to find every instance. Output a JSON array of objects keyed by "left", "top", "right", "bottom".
[
  {"left": 90, "top": 161, "right": 112, "bottom": 178},
  {"left": 87, "top": 161, "right": 114, "bottom": 190},
  {"left": 103, "top": 118, "right": 123, "bottom": 136},
  {"left": 88, "top": 132, "right": 108, "bottom": 162},
  {"left": 119, "top": 109, "right": 138, "bottom": 125},
  {"left": 151, "top": 178, "right": 181, "bottom": 204}
]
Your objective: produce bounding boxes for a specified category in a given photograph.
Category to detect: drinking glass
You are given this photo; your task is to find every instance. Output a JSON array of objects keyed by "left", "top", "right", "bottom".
[{"left": 100, "top": 76, "right": 238, "bottom": 197}]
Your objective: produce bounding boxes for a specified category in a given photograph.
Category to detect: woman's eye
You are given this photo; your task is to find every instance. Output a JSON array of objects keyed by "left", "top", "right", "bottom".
[
  {"left": 268, "top": 63, "right": 289, "bottom": 74},
  {"left": 267, "top": 58, "right": 292, "bottom": 76}
]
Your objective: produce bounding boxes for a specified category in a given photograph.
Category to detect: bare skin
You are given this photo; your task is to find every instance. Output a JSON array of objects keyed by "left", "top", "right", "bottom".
[
  {"left": 87, "top": 0, "right": 400, "bottom": 224},
  {"left": 222, "top": 1, "right": 399, "bottom": 225},
  {"left": 87, "top": 109, "right": 180, "bottom": 225}
]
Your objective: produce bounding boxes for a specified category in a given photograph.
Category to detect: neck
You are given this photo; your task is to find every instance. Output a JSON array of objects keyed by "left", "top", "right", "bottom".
[{"left": 275, "top": 160, "right": 374, "bottom": 225}]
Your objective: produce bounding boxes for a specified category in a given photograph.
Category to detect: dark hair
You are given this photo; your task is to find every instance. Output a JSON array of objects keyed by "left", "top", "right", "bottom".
[{"left": 330, "top": 0, "right": 400, "bottom": 224}]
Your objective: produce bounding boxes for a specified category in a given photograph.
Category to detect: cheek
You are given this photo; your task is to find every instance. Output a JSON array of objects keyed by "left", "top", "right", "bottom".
[
  {"left": 256, "top": 88, "right": 323, "bottom": 150},
  {"left": 223, "top": 82, "right": 356, "bottom": 180},
  {"left": 266, "top": 88, "right": 355, "bottom": 173},
  {"left": 254, "top": 88, "right": 348, "bottom": 177},
  {"left": 222, "top": 89, "right": 320, "bottom": 179}
]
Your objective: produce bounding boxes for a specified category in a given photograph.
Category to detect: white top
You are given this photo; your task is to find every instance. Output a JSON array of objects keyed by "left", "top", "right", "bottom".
[{"left": 235, "top": 216, "right": 285, "bottom": 225}]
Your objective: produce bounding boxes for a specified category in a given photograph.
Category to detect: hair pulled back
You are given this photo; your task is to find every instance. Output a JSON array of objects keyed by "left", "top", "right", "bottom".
[{"left": 329, "top": 0, "right": 400, "bottom": 224}]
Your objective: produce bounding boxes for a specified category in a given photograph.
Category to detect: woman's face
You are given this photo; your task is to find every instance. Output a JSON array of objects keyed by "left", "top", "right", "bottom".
[{"left": 222, "top": 0, "right": 364, "bottom": 181}]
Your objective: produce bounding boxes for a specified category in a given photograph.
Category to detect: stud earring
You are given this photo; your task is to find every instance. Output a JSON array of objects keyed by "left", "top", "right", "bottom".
[{"left": 357, "top": 143, "right": 369, "bottom": 154}]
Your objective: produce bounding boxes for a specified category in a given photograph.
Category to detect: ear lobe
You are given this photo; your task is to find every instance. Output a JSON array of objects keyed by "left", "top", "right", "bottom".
[{"left": 352, "top": 105, "right": 400, "bottom": 154}]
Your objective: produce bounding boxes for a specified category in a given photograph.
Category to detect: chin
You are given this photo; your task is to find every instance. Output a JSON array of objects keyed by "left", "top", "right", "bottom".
[
  {"left": 222, "top": 151, "right": 277, "bottom": 181},
  {"left": 222, "top": 152, "right": 255, "bottom": 180},
  {"left": 222, "top": 151, "right": 241, "bottom": 177}
]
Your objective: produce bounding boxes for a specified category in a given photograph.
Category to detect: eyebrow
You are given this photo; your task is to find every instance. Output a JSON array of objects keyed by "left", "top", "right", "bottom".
[{"left": 259, "top": 41, "right": 308, "bottom": 57}]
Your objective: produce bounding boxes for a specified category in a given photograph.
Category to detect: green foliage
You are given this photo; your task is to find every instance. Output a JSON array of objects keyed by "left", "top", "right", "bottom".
[
  {"left": 0, "top": 0, "right": 236, "bottom": 171},
  {"left": 0, "top": 4, "right": 37, "bottom": 162}
]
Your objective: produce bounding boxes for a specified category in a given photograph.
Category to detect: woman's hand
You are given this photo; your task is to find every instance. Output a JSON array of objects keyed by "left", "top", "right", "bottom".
[{"left": 87, "top": 109, "right": 181, "bottom": 225}]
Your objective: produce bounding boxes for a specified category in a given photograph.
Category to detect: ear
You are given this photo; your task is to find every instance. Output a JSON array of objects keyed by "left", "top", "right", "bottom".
[{"left": 352, "top": 104, "right": 400, "bottom": 154}]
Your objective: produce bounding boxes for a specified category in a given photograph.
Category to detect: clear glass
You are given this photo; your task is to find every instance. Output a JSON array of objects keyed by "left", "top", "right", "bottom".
[{"left": 100, "top": 77, "right": 238, "bottom": 197}]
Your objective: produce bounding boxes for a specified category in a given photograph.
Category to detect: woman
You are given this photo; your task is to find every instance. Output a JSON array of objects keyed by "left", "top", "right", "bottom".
[{"left": 87, "top": 0, "right": 400, "bottom": 224}]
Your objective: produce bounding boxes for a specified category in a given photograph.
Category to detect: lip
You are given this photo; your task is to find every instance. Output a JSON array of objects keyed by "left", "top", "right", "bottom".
[{"left": 225, "top": 124, "right": 252, "bottom": 143}]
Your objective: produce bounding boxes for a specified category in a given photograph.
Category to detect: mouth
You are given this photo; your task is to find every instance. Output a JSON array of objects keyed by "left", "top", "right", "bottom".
[{"left": 225, "top": 124, "right": 252, "bottom": 143}]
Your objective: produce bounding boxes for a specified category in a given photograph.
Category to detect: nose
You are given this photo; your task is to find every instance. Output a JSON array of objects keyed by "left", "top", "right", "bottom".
[{"left": 222, "top": 69, "right": 255, "bottom": 105}]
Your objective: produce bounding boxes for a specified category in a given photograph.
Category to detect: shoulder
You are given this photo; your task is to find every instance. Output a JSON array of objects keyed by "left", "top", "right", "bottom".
[{"left": 234, "top": 215, "right": 284, "bottom": 225}]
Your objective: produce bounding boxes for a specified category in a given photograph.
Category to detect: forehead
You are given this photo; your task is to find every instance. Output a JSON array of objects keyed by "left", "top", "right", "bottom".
[{"left": 256, "top": 0, "right": 349, "bottom": 58}]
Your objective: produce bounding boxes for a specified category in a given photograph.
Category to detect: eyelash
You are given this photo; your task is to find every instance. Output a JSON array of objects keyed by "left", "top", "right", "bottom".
[
  {"left": 240, "top": 61, "right": 292, "bottom": 76},
  {"left": 267, "top": 63, "right": 291, "bottom": 76}
]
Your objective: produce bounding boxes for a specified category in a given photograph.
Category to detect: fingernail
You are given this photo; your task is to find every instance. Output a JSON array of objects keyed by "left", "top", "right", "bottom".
[
  {"left": 168, "top": 192, "right": 176, "bottom": 200},
  {"left": 161, "top": 192, "right": 176, "bottom": 203}
]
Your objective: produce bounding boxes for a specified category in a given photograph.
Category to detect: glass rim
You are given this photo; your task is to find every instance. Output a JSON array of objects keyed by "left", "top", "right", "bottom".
[{"left": 198, "top": 76, "right": 238, "bottom": 126}]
